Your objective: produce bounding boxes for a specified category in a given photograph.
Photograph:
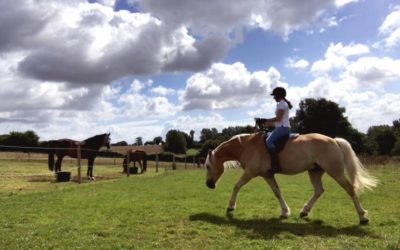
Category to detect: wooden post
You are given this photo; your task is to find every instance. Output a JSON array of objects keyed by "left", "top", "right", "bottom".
[
  {"left": 127, "top": 150, "right": 130, "bottom": 177},
  {"left": 77, "top": 145, "right": 81, "bottom": 184},
  {"left": 184, "top": 156, "right": 187, "bottom": 169},
  {"left": 155, "top": 154, "right": 159, "bottom": 173}
]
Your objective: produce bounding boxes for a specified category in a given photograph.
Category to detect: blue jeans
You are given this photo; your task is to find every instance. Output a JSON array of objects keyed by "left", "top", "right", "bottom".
[{"left": 266, "top": 127, "right": 291, "bottom": 150}]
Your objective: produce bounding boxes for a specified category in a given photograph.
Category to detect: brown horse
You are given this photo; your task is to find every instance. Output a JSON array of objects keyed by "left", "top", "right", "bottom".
[
  {"left": 48, "top": 133, "right": 111, "bottom": 180},
  {"left": 205, "top": 132, "right": 377, "bottom": 225},
  {"left": 123, "top": 150, "right": 147, "bottom": 173}
]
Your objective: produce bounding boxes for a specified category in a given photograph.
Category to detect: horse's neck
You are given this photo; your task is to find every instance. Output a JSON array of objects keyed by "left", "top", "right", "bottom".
[
  {"left": 215, "top": 137, "right": 243, "bottom": 162},
  {"left": 84, "top": 136, "right": 103, "bottom": 149}
]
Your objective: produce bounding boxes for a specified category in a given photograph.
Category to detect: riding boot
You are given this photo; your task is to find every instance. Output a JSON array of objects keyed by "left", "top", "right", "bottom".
[{"left": 268, "top": 149, "right": 281, "bottom": 175}]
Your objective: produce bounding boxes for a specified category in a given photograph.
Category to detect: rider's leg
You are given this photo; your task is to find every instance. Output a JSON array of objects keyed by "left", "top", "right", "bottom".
[{"left": 266, "top": 127, "right": 290, "bottom": 174}]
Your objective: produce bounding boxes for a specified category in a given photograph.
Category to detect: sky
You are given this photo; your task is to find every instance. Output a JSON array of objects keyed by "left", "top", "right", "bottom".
[{"left": 0, "top": 0, "right": 400, "bottom": 144}]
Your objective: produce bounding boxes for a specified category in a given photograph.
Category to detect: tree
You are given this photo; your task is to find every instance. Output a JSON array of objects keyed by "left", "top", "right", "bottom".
[
  {"left": 199, "top": 139, "right": 222, "bottom": 157},
  {"left": 292, "top": 98, "right": 368, "bottom": 152},
  {"left": 135, "top": 137, "right": 143, "bottom": 146},
  {"left": 392, "top": 119, "right": 400, "bottom": 155},
  {"left": 200, "top": 128, "right": 218, "bottom": 142},
  {"left": 188, "top": 130, "right": 195, "bottom": 148},
  {"left": 4, "top": 131, "right": 39, "bottom": 147},
  {"left": 293, "top": 98, "right": 354, "bottom": 138},
  {"left": 113, "top": 141, "right": 128, "bottom": 146},
  {"left": 164, "top": 130, "right": 187, "bottom": 154},
  {"left": 153, "top": 136, "right": 163, "bottom": 145},
  {"left": 366, "top": 125, "right": 396, "bottom": 155}
]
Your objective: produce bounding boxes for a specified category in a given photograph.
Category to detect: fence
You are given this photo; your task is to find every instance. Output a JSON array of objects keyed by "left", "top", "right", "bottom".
[{"left": 0, "top": 144, "right": 204, "bottom": 184}]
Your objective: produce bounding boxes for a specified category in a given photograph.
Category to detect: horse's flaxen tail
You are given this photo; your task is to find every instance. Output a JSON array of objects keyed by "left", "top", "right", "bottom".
[{"left": 335, "top": 138, "right": 377, "bottom": 193}]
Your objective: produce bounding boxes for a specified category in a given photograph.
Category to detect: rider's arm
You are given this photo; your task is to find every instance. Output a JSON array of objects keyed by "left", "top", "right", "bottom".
[{"left": 265, "top": 109, "right": 284, "bottom": 126}]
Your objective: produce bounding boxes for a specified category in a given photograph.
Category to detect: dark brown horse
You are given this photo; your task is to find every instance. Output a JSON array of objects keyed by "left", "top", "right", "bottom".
[
  {"left": 123, "top": 150, "right": 147, "bottom": 173},
  {"left": 48, "top": 133, "right": 111, "bottom": 180}
]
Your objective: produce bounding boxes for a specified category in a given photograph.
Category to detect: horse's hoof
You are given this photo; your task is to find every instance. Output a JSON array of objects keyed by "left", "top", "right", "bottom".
[
  {"left": 360, "top": 219, "right": 369, "bottom": 225},
  {"left": 300, "top": 212, "right": 308, "bottom": 218},
  {"left": 226, "top": 208, "right": 234, "bottom": 214},
  {"left": 279, "top": 214, "right": 289, "bottom": 219}
]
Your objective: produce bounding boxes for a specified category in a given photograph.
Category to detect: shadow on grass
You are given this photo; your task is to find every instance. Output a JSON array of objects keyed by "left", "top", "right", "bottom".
[{"left": 189, "top": 213, "right": 377, "bottom": 240}]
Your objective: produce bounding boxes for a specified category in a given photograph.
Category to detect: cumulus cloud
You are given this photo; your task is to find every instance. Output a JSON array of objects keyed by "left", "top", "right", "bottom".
[
  {"left": 0, "top": 0, "right": 230, "bottom": 89},
  {"left": 311, "top": 42, "right": 370, "bottom": 75},
  {"left": 150, "top": 86, "right": 176, "bottom": 96},
  {"left": 342, "top": 57, "right": 400, "bottom": 86},
  {"left": 181, "top": 62, "right": 286, "bottom": 110},
  {"left": 285, "top": 58, "right": 309, "bottom": 69},
  {"left": 135, "top": 0, "right": 342, "bottom": 39},
  {"left": 377, "top": 5, "right": 400, "bottom": 48}
]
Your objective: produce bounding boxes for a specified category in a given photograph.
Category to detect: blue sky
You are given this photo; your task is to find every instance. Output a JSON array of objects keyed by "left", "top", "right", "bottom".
[{"left": 0, "top": 0, "right": 399, "bottom": 143}]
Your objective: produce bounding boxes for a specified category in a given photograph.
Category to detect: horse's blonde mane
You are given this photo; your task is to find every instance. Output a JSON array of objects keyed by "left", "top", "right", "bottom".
[
  {"left": 216, "top": 133, "right": 250, "bottom": 169},
  {"left": 223, "top": 160, "right": 241, "bottom": 169}
]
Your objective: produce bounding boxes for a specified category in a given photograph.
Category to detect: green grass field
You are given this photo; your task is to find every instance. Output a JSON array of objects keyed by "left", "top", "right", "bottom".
[{"left": 0, "top": 155, "right": 399, "bottom": 249}]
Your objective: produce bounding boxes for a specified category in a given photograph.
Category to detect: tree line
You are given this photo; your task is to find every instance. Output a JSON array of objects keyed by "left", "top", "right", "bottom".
[
  {"left": 161, "top": 98, "right": 400, "bottom": 157},
  {"left": 0, "top": 98, "right": 399, "bottom": 157}
]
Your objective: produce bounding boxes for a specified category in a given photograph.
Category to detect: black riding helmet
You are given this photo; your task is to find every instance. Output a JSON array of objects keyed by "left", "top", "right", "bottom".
[{"left": 270, "top": 87, "right": 286, "bottom": 98}]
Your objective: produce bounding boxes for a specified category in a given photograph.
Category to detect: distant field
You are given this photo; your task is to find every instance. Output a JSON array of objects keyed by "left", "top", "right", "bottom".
[
  {"left": 0, "top": 152, "right": 196, "bottom": 194},
  {"left": 0, "top": 154, "right": 399, "bottom": 249}
]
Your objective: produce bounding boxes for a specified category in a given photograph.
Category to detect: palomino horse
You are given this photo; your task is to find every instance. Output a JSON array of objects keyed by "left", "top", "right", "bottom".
[
  {"left": 48, "top": 133, "right": 111, "bottom": 180},
  {"left": 123, "top": 150, "right": 147, "bottom": 173},
  {"left": 205, "top": 132, "right": 377, "bottom": 225}
]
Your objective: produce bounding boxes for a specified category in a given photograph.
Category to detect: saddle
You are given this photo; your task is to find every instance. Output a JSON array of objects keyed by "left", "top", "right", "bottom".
[{"left": 263, "top": 132, "right": 299, "bottom": 153}]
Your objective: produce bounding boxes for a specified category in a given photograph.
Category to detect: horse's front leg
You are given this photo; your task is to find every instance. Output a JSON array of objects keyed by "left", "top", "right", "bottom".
[
  {"left": 138, "top": 161, "right": 143, "bottom": 173},
  {"left": 263, "top": 176, "right": 291, "bottom": 218},
  {"left": 227, "top": 171, "right": 254, "bottom": 214}
]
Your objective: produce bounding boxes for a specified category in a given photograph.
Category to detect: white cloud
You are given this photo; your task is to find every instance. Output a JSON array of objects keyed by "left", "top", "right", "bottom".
[
  {"left": 377, "top": 5, "right": 400, "bottom": 48},
  {"left": 311, "top": 42, "right": 370, "bottom": 75},
  {"left": 181, "top": 62, "right": 286, "bottom": 110},
  {"left": 286, "top": 58, "right": 309, "bottom": 69},
  {"left": 136, "top": 0, "right": 343, "bottom": 40},
  {"left": 342, "top": 57, "right": 400, "bottom": 86},
  {"left": 334, "top": 0, "right": 359, "bottom": 8},
  {"left": 150, "top": 86, "right": 176, "bottom": 96}
]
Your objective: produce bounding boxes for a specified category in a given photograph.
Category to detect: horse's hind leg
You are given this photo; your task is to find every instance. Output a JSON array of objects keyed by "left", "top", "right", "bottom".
[
  {"left": 87, "top": 158, "right": 95, "bottom": 180},
  {"left": 227, "top": 170, "right": 254, "bottom": 214},
  {"left": 55, "top": 155, "right": 64, "bottom": 172},
  {"left": 263, "top": 176, "right": 290, "bottom": 218},
  {"left": 300, "top": 169, "right": 325, "bottom": 218},
  {"left": 329, "top": 172, "right": 369, "bottom": 224}
]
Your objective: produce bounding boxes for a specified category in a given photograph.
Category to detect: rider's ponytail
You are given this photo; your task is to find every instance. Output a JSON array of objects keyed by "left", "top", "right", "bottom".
[{"left": 284, "top": 98, "right": 293, "bottom": 109}]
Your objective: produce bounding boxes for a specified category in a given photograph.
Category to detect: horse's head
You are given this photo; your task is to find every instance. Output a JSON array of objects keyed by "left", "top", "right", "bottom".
[
  {"left": 205, "top": 149, "right": 224, "bottom": 189},
  {"left": 104, "top": 133, "right": 111, "bottom": 149}
]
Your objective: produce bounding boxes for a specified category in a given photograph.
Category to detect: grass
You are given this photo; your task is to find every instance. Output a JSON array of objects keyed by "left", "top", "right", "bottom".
[{"left": 0, "top": 156, "right": 399, "bottom": 249}]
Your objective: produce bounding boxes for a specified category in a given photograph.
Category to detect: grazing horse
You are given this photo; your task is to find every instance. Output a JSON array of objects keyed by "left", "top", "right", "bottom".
[
  {"left": 48, "top": 133, "right": 111, "bottom": 180},
  {"left": 205, "top": 132, "right": 377, "bottom": 225},
  {"left": 123, "top": 150, "right": 147, "bottom": 173}
]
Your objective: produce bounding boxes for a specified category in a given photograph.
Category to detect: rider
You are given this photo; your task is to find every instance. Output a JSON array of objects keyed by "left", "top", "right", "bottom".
[{"left": 263, "top": 87, "right": 293, "bottom": 174}]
